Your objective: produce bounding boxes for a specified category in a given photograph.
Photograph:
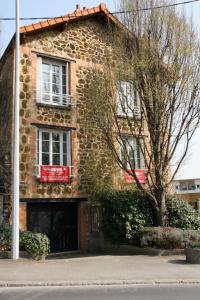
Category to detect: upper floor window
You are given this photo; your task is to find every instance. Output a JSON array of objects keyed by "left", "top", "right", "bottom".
[
  {"left": 38, "top": 58, "right": 70, "bottom": 106},
  {"left": 37, "top": 128, "right": 71, "bottom": 173},
  {"left": 117, "top": 81, "right": 140, "bottom": 117},
  {"left": 121, "top": 136, "right": 144, "bottom": 170}
]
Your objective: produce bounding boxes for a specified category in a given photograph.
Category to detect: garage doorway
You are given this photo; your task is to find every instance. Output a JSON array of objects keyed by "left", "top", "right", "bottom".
[{"left": 27, "top": 202, "right": 78, "bottom": 253}]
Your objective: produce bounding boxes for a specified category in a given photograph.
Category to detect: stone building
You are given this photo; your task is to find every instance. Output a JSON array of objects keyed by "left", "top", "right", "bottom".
[{"left": 0, "top": 4, "right": 144, "bottom": 252}]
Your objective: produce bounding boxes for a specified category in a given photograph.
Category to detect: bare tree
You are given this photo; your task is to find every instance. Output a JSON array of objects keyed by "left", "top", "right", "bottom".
[{"left": 87, "top": 0, "right": 200, "bottom": 226}]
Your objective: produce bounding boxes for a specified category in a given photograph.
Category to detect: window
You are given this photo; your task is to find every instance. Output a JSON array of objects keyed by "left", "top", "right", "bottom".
[
  {"left": 117, "top": 81, "right": 140, "bottom": 117},
  {"left": 37, "top": 129, "right": 71, "bottom": 174},
  {"left": 38, "top": 58, "right": 70, "bottom": 106},
  {"left": 121, "top": 136, "right": 144, "bottom": 170}
]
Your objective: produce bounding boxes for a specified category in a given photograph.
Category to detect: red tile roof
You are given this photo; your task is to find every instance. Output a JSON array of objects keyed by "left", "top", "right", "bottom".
[{"left": 20, "top": 3, "right": 124, "bottom": 34}]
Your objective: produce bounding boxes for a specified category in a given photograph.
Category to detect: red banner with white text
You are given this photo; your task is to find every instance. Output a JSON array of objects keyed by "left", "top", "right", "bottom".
[
  {"left": 124, "top": 169, "right": 146, "bottom": 184},
  {"left": 40, "top": 166, "right": 70, "bottom": 183}
]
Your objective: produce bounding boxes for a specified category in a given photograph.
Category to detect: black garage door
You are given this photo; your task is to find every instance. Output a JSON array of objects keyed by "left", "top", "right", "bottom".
[{"left": 27, "top": 202, "right": 78, "bottom": 253}]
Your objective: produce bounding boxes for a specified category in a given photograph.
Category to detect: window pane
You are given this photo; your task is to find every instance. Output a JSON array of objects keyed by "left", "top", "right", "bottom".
[
  {"left": 42, "top": 82, "right": 50, "bottom": 93},
  {"left": 52, "top": 96, "right": 60, "bottom": 104},
  {"left": 62, "top": 84, "right": 66, "bottom": 95},
  {"left": 53, "top": 142, "right": 60, "bottom": 153},
  {"left": 118, "top": 81, "right": 137, "bottom": 116},
  {"left": 63, "top": 154, "right": 67, "bottom": 166},
  {"left": 52, "top": 65, "right": 59, "bottom": 74},
  {"left": 62, "top": 65, "right": 67, "bottom": 93},
  {"left": 52, "top": 84, "right": 59, "bottom": 94},
  {"left": 52, "top": 73, "right": 60, "bottom": 85},
  {"left": 42, "top": 73, "right": 50, "bottom": 92},
  {"left": 42, "top": 94, "right": 51, "bottom": 103},
  {"left": 62, "top": 65, "right": 66, "bottom": 75},
  {"left": 136, "top": 142, "right": 141, "bottom": 169},
  {"left": 53, "top": 154, "right": 60, "bottom": 165},
  {"left": 42, "top": 63, "right": 50, "bottom": 73},
  {"left": 52, "top": 133, "right": 60, "bottom": 142},
  {"left": 63, "top": 142, "right": 67, "bottom": 154},
  {"left": 42, "top": 141, "right": 49, "bottom": 153},
  {"left": 63, "top": 133, "right": 67, "bottom": 142},
  {"left": 129, "top": 148, "right": 135, "bottom": 169},
  {"left": 42, "top": 132, "right": 50, "bottom": 141},
  {"left": 42, "top": 153, "right": 50, "bottom": 165}
]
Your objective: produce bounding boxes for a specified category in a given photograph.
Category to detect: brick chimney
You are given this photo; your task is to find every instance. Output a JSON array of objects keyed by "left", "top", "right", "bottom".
[{"left": 74, "top": 4, "right": 81, "bottom": 13}]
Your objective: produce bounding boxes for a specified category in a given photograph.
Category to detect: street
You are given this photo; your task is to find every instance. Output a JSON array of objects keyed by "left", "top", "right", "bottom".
[{"left": 0, "top": 284, "right": 200, "bottom": 300}]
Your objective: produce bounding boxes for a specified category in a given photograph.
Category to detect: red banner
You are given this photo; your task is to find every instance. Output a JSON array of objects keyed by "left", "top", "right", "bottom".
[
  {"left": 40, "top": 166, "right": 70, "bottom": 183},
  {"left": 124, "top": 169, "right": 146, "bottom": 184}
]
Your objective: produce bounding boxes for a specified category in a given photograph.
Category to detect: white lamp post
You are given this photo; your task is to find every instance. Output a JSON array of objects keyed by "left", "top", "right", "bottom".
[{"left": 12, "top": 0, "right": 20, "bottom": 260}]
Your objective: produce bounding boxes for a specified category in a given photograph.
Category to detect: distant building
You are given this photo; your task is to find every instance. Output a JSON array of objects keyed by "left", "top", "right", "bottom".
[{"left": 172, "top": 178, "right": 200, "bottom": 212}]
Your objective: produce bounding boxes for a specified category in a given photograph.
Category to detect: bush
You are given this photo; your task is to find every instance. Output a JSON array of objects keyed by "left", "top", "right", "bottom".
[
  {"left": 0, "top": 223, "right": 11, "bottom": 252},
  {"left": 139, "top": 227, "right": 200, "bottom": 249},
  {"left": 167, "top": 197, "right": 200, "bottom": 230},
  {"left": 191, "top": 242, "right": 200, "bottom": 248},
  {"left": 94, "top": 189, "right": 154, "bottom": 242},
  {"left": 21, "top": 232, "right": 50, "bottom": 260},
  {"left": 0, "top": 224, "right": 50, "bottom": 259}
]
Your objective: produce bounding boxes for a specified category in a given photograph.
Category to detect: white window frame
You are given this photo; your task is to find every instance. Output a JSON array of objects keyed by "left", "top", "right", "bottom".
[
  {"left": 37, "top": 57, "right": 71, "bottom": 106},
  {"left": 117, "top": 81, "right": 140, "bottom": 117},
  {"left": 121, "top": 136, "right": 145, "bottom": 170},
  {"left": 36, "top": 128, "right": 72, "bottom": 176}
]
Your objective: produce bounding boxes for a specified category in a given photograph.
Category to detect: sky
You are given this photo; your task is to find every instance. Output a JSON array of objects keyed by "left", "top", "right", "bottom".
[{"left": 1, "top": 0, "right": 200, "bottom": 180}]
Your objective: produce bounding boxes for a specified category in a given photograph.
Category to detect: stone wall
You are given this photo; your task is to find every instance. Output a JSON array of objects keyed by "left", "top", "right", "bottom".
[
  {"left": 0, "top": 48, "right": 14, "bottom": 221},
  {"left": 17, "top": 17, "right": 116, "bottom": 199}
]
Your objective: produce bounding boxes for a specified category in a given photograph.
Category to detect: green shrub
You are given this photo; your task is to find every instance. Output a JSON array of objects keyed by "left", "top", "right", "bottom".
[
  {"left": 0, "top": 223, "right": 11, "bottom": 252},
  {"left": 166, "top": 197, "right": 200, "bottom": 230},
  {"left": 94, "top": 189, "right": 154, "bottom": 242},
  {"left": 191, "top": 242, "right": 200, "bottom": 248},
  {"left": 139, "top": 227, "right": 200, "bottom": 249},
  {"left": 22, "top": 232, "right": 50, "bottom": 260},
  {"left": 0, "top": 224, "right": 50, "bottom": 259}
]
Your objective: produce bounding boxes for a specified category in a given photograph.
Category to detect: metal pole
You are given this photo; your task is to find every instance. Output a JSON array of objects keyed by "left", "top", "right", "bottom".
[{"left": 12, "top": 0, "right": 20, "bottom": 260}]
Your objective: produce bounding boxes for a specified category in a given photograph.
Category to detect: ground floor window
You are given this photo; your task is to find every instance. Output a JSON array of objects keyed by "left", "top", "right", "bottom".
[
  {"left": 37, "top": 128, "right": 71, "bottom": 175},
  {"left": 121, "top": 136, "right": 145, "bottom": 170}
]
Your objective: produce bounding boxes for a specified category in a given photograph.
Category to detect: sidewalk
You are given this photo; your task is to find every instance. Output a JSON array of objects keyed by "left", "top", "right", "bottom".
[{"left": 0, "top": 254, "right": 200, "bottom": 287}]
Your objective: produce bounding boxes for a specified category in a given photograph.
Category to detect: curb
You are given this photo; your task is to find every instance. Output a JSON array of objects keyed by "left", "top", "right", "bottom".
[{"left": 0, "top": 279, "right": 200, "bottom": 288}]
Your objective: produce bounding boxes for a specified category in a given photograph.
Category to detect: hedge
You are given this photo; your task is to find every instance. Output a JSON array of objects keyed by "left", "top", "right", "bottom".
[
  {"left": 95, "top": 189, "right": 154, "bottom": 242},
  {"left": 139, "top": 227, "right": 200, "bottom": 249},
  {"left": 95, "top": 190, "right": 200, "bottom": 243}
]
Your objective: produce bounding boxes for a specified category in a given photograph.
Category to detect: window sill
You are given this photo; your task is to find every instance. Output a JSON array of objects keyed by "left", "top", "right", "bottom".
[{"left": 36, "top": 102, "right": 71, "bottom": 110}]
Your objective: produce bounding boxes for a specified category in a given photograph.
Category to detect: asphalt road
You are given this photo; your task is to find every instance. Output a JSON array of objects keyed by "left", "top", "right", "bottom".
[{"left": 0, "top": 284, "right": 200, "bottom": 300}]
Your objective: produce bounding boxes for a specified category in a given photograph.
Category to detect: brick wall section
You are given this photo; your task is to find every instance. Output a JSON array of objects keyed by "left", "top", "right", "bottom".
[
  {"left": 78, "top": 201, "right": 89, "bottom": 252},
  {"left": 19, "top": 202, "right": 27, "bottom": 231}
]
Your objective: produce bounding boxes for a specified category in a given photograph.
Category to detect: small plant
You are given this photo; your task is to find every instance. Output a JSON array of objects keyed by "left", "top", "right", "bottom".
[
  {"left": 0, "top": 224, "right": 50, "bottom": 260},
  {"left": 23, "top": 232, "right": 50, "bottom": 260}
]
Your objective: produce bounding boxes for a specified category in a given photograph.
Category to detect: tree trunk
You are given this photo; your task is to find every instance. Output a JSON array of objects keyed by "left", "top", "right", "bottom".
[{"left": 155, "top": 191, "right": 169, "bottom": 227}]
